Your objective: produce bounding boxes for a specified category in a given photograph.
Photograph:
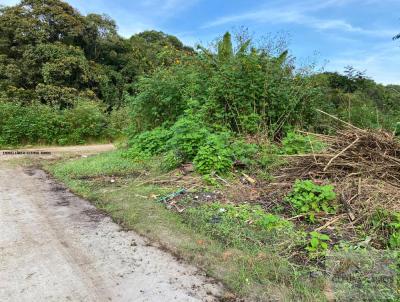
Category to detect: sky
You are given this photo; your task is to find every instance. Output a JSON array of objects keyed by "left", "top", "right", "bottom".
[{"left": 1, "top": 0, "right": 399, "bottom": 84}]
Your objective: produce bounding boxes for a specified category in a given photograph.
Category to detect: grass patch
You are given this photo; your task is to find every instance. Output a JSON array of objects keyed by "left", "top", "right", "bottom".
[{"left": 51, "top": 150, "right": 141, "bottom": 178}]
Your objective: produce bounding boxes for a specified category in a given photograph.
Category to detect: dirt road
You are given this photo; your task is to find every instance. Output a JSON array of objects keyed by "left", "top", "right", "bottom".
[
  {"left": 0, "top": 144, "right": 116, "bottom": 161},
  {"left": 0, "top": 150, "right": 223, "bottom": 301}
]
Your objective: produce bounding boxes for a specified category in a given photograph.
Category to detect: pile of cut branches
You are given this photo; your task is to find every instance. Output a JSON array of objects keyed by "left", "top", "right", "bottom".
[
  {"left": 263, "top": 115, "right": 400, "bottom": 246},
  {"left": 284, "top": 127, "right": 400, "bottom": 186}
]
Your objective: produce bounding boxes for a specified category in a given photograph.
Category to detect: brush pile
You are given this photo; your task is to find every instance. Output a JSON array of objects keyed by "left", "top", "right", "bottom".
[
  {"left": 263, "top": 122, "right": 400, "bottom": 246},
  {"left": 283, "top": 128, "right": 400, "bottom": 186}
]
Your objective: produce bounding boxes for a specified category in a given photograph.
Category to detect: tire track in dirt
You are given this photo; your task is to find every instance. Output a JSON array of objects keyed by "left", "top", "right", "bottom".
[{"left": 0, "top": 165, "right": 224, "bottom": 302}]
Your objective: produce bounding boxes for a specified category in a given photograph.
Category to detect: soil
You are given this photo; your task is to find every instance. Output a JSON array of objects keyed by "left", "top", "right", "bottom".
[{"left": 0, "top": 146, "right": 224, "bottom": 302}]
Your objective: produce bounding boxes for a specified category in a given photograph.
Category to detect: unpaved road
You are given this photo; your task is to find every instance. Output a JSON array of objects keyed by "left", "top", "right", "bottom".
[
  {"left": 0, "top": 149, "right": 224, "bottom": 301},
  {"left": 0, "top": 144, "right": 116, "bottom": 161}
]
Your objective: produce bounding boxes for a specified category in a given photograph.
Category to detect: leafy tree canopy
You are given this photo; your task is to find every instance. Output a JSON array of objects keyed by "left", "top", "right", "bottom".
[{"left": 0, "top": 0, "right": 190, "bottom": 108}]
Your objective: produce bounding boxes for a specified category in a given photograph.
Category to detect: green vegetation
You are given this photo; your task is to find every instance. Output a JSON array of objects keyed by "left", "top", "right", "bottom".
[
  {"left": 128, "top": 32, "right": 319, "bottom": 138},
  {"left": 369, "top": 210, "right": 400, "bottom": 249},
  {"left": 286, "top": 180, "right": 337, "bottom": 223},
  {"left": 306, "top": 231, "right": 331, "bottom": 258},
  {"left": 124, "top": 127, "right": 172, "bottom": 159},
  {"left": 185, "top": 203, "right": 293, "bottom": 248},
  {"left": 53, "top": 151, "right": 141, "bottom": 178},
  {"left": 0, "top": 100, "right": 111, "bottom": 145},
  {"left": 327, "top": 247, "right": 399, "bottom": 301},
  {"left": 1, "top": 1, "right": 399, "bottom": 147},
  {"left": 193, "top": 134, "right": 233, "bottom": 175},
  {"left": 0, "top": 0, "right": 192, "bottom": 146},
  {"left": 281, "top": 131, "right": 326, "bottom": 155},
  {"left": 2, "top": 0, "right": 399, "bottom": 301}
]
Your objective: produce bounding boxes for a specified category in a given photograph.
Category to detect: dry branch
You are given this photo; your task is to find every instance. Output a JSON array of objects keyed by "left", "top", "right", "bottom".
[{"left": 262, "top": 124, "right": 400, "bottom": 245}]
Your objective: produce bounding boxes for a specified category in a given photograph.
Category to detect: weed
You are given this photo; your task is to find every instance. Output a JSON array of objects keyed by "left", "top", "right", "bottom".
[
  {"left": 230, "top": 140, "right": 259, "bottom": 168},
  {"left": 286, "top": 180, "right": 337, "bottom": 223},
  {"left": 281, "top": 131, "right": 325, "bottom": 155},
  {"left": 370, "top": 210, "right": 400, "bottom": 249},
  {"left": 166, "top": 117, "right": 210, "bottom": 161},
  {"left": 306, "top": 231, "right": 330, "bottom": 258},
  {"left": 184, "top": 202, "right": 294, "bottom": 250}
]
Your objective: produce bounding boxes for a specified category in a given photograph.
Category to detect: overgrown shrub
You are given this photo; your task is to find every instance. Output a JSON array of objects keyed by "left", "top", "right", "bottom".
[
  {"left": 230, "top": 140, "right": 259, "bottom": 167},
  {"left": 127, "top": 32, "right": 322, "bottom": 139},
  {"left": 61, "top": 100, "right": 107, "bottom": 144},
  {"left": 0, "top": 102, "right": 62, "bottom": 146},
  {"left": 193, "top": 133, "right": 233, "bottom": 175},
  {"left": 124, "top": 117, "right": 235, "bottom": 172},
  {"left": 125, "top": 127, "right": 172, "bottom": 159},
  {"left": 127, "top": 62, "right": 206, "bottom": 133},
  {"left": 166, "top": 117, "right": 210, "bottom": 161},
  {"left": 0, "top": 100, "right": 110, "bottom": 146}
]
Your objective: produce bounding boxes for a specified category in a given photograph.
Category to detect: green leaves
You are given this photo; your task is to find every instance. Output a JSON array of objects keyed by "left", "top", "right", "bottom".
[
  {"left": 286, "top": 180, "right": 337, "bottom": 223},
  {"left": 193, "top": 133, "right": 233, "bottom": 175},
  {"left": 125, "top": 117, "right": 234, "bottom": 175},
  {"left": 306, "top": 231, "right": 330, "bottom": 258},
  {"left": 217, "top": 32, "right": 234, "bottom": 62},
  {"left": 0, "top": 100, "right": 108, "bottom": 146},
  {"left": 167, "top": 117, "right": 210, "bottom": 161},
  {"left": 125, "top": 127, "right": 172, "bottom": 161},
  {"left": 281, "top": 131, "right": 325, "bottom": 155}
]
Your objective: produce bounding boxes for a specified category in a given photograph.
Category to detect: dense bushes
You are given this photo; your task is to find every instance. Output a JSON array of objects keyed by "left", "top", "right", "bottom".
[
  {"left": 124, "top": 32, "right": 328, "bottom": 175},
  {"left": 314, "top": 71, "right": 400, "bottom": 132},
  {"left": 0, "top": 102, "right": 62, "bottom": 146},
  {"left": 166, "top": 117, "right": 210, "bottom": 161},
  {"left": 125, "top": 117, "right": 308, "bottom": 176},
  {"left": 125, "top": 115, "right": 235, "bottom": 174},
  {"left": 124, "top": 32, "right": 399, "bottom": 179},
  {"left": 128, "top": 32, "right": 322, "bottom": 138},
  {"left": 193, "top": 133, "right": 233, "bottom": 175},
  {"left": 123, "top": 29, "right": 339, "bottom": 174},
  {"left": 126, "top": 127, "right": 172, "bottom": 158},
  {"left": 0, "top": 100, "right": 118, "bottom": 146},
  {"left": 127, "top": 63, "right": 203, "bottom": 133}
]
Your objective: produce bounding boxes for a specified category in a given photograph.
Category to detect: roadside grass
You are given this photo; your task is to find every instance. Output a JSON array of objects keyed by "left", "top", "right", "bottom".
[
  {"left": 46, "top": 151, "right": 328, "bottom": 301},
  {"left": 51, "top": 150, "right": 140, "bottom": 178}
]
